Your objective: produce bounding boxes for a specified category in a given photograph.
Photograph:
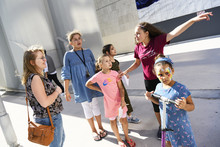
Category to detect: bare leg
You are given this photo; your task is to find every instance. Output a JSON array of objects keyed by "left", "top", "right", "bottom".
[
  {"left": 95, "top": 114, "right": 104, "bottom": 130},
  {"left": 120, "top": 117, "right": 130, "bottom": 141},
  {"left": 166, "top": 141, "right": 171, "bottom": 147},
  {"left": 110, "top": 119, "right": 123, "bottom": 143},
  {"left": 87, "top": 117, "right": 98, "bottom": 134}
]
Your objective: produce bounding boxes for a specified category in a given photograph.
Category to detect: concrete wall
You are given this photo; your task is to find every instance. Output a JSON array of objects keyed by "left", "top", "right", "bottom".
[
  {"left": 137, "top": 0, "right": 220, "bottom": 24},
  {"left": 0, "top": 0, "right": 57, "bottom": 90},
  {"left": 0, "top": 18, "right": 21, "bottom": 90},
  {"left": 94, "top": 0, "right": 139, "bottom": 54},
  {"left": 94, "top": 0, "right": 220, "bottom": 53},
  {"left": 153, "top": 6, "right": 220, "bottom": 43},
  {"left": 0, "top": 0, "right": 104, "bottom": 90},
  {"left": 47, "top": 0, "right": 104, "bottom": 59}
]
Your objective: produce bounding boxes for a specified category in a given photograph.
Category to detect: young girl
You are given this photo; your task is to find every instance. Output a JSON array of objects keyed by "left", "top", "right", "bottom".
[
  {"left": 61, "top": 30, "right": 107, "bottom": 141},
  {"left": 145, "top": 54, "right": 196, "bottom": 147},
  {"left": 86, "top": 55, "right": 136, "bottom": 147},
  {"left": 102, "top": 44, "right": 140, "bottom": 124},
  {"left": 121, "top": 12, "right": 212, "bottom": 139}
]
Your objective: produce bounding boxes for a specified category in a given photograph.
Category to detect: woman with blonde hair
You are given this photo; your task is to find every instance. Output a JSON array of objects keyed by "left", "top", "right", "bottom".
[{"left": 61, "top": 30, "right": 107, "bottom": 141}]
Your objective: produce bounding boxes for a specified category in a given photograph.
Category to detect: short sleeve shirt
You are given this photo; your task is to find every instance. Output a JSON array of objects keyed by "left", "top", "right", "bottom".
[
  {"left": 155, "top": 82, "right": 196, "bottom": 147},
  {"left": 89, "top": 70, "right": 121, "bottom": 118},
  {"left": 134, "top": 34, "right": 169, "bottom": 80}
]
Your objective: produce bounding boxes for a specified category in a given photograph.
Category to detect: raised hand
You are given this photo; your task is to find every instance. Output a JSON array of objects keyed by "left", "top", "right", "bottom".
[{"left": 192, "top": 12, "right": 213, "bottom": 22}]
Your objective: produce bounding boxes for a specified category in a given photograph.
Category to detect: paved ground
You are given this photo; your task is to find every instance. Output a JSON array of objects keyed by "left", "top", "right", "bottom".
[
  {"left": 1, "top": 94, "right": 220, "bottom": 147},
  {"left": 1, "top": 35, "right": 220, "bottom": 147}
]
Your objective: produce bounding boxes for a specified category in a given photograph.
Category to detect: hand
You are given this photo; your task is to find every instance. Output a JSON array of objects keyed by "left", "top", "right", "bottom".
[
  {"left": 175, "top": 97, "right": 187, "bottom": 109},
  {"left": 125, "top": 73, "right": 129, "bottom": 79},
  {"left": 119, "top": 71, "right": 128, "bottom": 78},
  {"left": 65, "top": 91, "right": 72, "bottom": 102},
  {"left": 121, "top": 100, "right": 126, "bottom": 108},
  {"left": 145, "top": 91, "right": 154, "bottom": 101},
  {"left": 192, "top": 12, "right": 213, "bottom": 22},
  {"left": 55, "top": 86, "right": 62, "bottom": 94}
]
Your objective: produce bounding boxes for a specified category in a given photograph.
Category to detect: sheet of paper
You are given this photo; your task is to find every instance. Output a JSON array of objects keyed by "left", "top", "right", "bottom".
[
  {"left": 122, "top": 75, "right": 129, "bottom": 86},
  {"left": 118, "top": 106, "right": 123, "bottom": 118}
]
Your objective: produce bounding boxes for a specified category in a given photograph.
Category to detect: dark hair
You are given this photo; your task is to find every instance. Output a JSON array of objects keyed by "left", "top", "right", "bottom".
[
  {"left": 102, "top": 44, "right": 112, "bottom": 55},
  {"left": 154, "top": 54, "right": 173, "bottom": 69},
  {"left": 138, "top": 22, "right": 164, "bottom": 39},
  {"left": 44, "top": 49, "right": 47, "bottom": 55}
]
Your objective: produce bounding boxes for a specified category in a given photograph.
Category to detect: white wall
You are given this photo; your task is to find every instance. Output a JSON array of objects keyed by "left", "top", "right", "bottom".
[
  {"left": 138, "top": 0, "right": 220, "bottom": 23},
  {"left": 0, "top": 0, "right": 104, "bottom": 90},
  {"left": 0, "top": 0, "right": 56, "bottom": 76},
  {"left": 47, "top": 0, "right": 104, "bottom": 58},
  {"left": 94, "top": 0, "right": 139, "bottom": 54},
  {"left": 0, "top": 18, "right": 20, "bottom": 90}
]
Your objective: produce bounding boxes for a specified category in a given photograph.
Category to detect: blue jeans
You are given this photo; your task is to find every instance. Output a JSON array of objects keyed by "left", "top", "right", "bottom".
[{"left": 35, "top": 113, "right": 65, "bottom": 147}]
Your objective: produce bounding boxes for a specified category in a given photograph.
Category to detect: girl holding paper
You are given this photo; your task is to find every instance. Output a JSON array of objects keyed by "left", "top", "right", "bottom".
[
  {"left": 86, "top": 54, "right": 136, "bottom": 147},
  {"left": 102, "top": 44, "right": 140, "bottom": 124}
]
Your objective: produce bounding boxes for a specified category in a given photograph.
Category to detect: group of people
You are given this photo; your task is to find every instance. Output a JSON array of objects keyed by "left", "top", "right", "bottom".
[{"left": 22, "top": 12, "right": 212, "bottom": 147}]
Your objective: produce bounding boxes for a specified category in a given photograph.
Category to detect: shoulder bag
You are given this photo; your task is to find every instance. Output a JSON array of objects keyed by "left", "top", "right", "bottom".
[{"left": 25, "top": 94, "right": 55, "bottom": 146}]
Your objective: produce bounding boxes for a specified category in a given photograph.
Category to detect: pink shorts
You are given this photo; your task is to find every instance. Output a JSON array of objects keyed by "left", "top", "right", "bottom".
[{"left": 109, "top": 106, "right": 127, "bottom": 120}]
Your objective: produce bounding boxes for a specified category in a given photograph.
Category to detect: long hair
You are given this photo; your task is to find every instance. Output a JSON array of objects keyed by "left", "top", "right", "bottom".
[
  {"left": 102, "top": 44, "right": 112, "bottom": 55},
  {"left": 22, "top": 45, "right": 45, "bottom": 85},
  {"left": 135, "top": 22, "right": 164, "bottom": 44}
]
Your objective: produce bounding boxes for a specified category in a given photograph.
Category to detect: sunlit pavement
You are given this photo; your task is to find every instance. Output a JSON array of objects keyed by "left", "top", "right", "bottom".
[
  {"left": 1, "top": 35, "right": 220, "bottom": 147},
  {"left": 1, "top": 94, "right": 220, "bottom": 147}
]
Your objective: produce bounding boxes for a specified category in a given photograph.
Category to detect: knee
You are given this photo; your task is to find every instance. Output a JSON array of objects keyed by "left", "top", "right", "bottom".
[
  {"left": 119, "top": 117, "right": 127, "bottom": 125},
  {"left": 166, "top": 141, "right": 171, "bottom": 147},
  {"left": 110, "top": 119, "right": 117, "bottom": 125}
]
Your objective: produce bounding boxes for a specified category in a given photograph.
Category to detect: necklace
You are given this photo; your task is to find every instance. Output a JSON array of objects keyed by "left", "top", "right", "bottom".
[{"left": 74, "top": 49, "right": 90, "bottom": 77}]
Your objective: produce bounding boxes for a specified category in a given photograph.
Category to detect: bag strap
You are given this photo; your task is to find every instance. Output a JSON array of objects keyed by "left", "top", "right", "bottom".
[{"left": 25, "top": 80, "right": 54, "bottom": 128}]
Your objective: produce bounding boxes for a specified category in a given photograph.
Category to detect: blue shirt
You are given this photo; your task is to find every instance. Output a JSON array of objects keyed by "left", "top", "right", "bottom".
[
  {"left": 155, "top": 82, "right": 196, "bottom": 147},
  {"left": 61, "top": 49, "right": 102, "bottom": 103}
]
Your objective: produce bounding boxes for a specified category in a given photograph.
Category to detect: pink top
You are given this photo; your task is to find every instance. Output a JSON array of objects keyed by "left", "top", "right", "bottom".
[
  {"left": 89, "top": 70, "right": 127, "bottom": 118},
  {"left": 134, "top": 34, "right": 169, "bottom": 80}
]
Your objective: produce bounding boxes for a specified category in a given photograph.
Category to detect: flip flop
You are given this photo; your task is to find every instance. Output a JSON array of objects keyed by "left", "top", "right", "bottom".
[
  {"left": 118, "top": 141, "right": 127, "bottom": 147},
  {"left": 92, "top": 132, "right": 101, "bottom": 141},
  {"left": 99, "top": 129, "right": 108, "bottom": 138},
  {"left": 126, "top": 138, "right": 136, "bottom": 147}
]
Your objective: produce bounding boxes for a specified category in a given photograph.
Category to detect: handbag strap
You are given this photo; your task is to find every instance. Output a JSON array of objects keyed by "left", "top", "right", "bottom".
[{"left": 25, "top": 80, "right": 54, "bottom": 128}]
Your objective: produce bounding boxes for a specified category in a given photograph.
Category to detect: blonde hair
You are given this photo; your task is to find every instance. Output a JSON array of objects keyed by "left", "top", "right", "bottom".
[
  {"left": 66, "top": 30, "right": 82, "bottom": 42},
  {"left": 21, "top": 45, "right": 45, "bottom": 85},
  {"left": 95, "top": 54, "right": 109, "bottom": 73}
]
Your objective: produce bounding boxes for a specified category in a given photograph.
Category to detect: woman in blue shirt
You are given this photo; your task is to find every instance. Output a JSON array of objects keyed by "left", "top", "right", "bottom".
[{"left": 61, "top": 30, "right": 107, "bottom": 141}]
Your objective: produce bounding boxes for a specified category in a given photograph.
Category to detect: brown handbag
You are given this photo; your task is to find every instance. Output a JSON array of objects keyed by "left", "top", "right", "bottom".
[{"left": 25, "top": 97, "right": 55, "bottom": 146}]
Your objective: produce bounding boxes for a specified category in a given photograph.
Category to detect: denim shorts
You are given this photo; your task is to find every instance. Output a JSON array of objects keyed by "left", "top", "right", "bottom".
[{"left": 35, "top": 113, "right": 65, "bottom": 147}]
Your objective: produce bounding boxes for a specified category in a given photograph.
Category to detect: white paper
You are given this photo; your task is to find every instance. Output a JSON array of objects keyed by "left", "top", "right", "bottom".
[
  {"left": 118, "top": 107, "right": 123, "bottom": 118},
  {"left": 122, "top": 75, "right": 129, "bottom": 86}
]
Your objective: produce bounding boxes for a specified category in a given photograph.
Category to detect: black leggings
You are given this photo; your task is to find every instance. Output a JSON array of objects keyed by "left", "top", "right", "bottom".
[
  {"left": 48, "top": 73, "right": 64, "bottom": 93},
  {"left": 144, "top": 78, "right": 160, "bottom": 113}
]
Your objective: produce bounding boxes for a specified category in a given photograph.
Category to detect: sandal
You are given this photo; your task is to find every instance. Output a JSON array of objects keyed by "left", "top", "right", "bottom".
[
  {"left": 126, "top": 138, "right": 136, "bottom": 147},
  {"left": 99, "top": 129, "right": 107, "bottom": 138},
  {"left": 118, "top": 141, "right": 127, "bottom": 147},
  {"left": 92, "top": 132, "right": 101, "bottom": 141}
]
